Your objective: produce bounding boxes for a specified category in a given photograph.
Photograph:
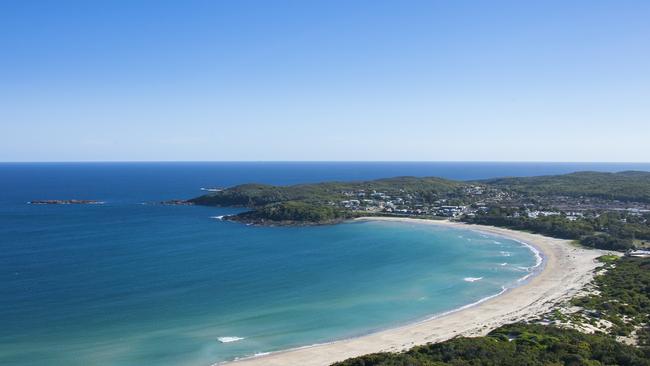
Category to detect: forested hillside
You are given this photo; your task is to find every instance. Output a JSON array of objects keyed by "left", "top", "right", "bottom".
[{"left": 482, "top": 171, "right": 650, "bottom": 203}]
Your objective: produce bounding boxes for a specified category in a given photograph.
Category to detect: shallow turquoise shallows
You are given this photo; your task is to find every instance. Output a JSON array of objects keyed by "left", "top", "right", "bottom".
[{"left": 0, "top": 163, "right": 554, "bottom": 366}]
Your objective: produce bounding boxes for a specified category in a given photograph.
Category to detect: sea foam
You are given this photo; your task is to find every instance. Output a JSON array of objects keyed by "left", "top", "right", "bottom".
[
  {"left": 217, "top": 336, "right": 245, "bottom": 343},
  {"left": 517, "top": 273, "right": 535, "bottom": 282},
  {"left": 464, "top": 277, "right": 483, "bottom": 282}
]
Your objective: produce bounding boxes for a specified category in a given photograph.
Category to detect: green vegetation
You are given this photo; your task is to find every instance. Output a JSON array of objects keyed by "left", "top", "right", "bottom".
[
  {"left": 570, "top": 257, "right": 650, "bottom": 341},
  {"left": 333, "top": 323, "right": 650, "bottom": 366},
  {"left": 464, "top": 209, "right": 650, "bottom": 251},
  {"left": 597, "top": 254, "right": 620, "bottom": 263},
  {"left": 232, "top": 201, "right": 354, "bottom": 224},
  {"left": 482, "top": 171, "right": 650, "bottom": 203}
]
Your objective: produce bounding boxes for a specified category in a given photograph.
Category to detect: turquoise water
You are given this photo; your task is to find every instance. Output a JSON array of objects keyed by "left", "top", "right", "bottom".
[
  {"left": 6, "top": 162, "right": 636, "bottom": 365},
  {"left": 0, "top": 210, "right": 538, "bottom": 365}
]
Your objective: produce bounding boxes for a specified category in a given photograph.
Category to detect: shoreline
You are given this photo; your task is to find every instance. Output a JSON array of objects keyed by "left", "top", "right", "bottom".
[{"left": 222, "top": 217, "right": 607, "bottom": 366}]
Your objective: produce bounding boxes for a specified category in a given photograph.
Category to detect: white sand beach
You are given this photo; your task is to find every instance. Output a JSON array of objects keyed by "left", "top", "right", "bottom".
[{"left": 224, "top": 218, "right": 607, "bottom": 366}]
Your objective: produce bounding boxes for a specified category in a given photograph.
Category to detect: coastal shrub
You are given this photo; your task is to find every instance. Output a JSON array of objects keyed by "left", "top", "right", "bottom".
[
  {"left": 333, "top": 324, "right": 650, "bottom": 366},
  {"left": 581, "top": 234, "right": 635, "bottom": 251},
  {"left": 597, "top": 254, "right": 620, "bottom": 263},
  {"left": 570, "top": 257, "right": 650, "bottom": 337}
]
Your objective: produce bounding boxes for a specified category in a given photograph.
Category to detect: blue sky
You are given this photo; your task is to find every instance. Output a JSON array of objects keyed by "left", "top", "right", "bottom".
[{"left": 1, "top": 1, "right": 649, "bottom": 162}]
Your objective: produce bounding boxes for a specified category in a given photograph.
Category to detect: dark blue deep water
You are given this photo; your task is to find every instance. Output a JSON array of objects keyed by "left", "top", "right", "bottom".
[{"left": 1, "top": 162, "right": 648, "bottom": 365}]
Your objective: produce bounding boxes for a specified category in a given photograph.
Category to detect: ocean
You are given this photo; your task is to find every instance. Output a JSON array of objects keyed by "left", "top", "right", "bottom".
[{"left": 1, "top": 162, "right": 648, "bottom": 365}]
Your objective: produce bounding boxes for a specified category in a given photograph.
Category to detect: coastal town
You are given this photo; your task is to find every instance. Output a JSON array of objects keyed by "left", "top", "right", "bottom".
[{"left": 334, "top": 185, "right": 650, "bottom": 221}]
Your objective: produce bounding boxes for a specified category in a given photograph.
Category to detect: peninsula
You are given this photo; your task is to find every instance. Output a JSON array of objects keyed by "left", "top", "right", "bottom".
[{"left": 190, "top": 171, "right": 650, "bottom": 251}]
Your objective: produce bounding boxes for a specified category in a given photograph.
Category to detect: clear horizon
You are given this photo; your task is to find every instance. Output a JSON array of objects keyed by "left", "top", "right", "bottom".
[
  {"left": 2, "top": 160, "right": 650, "bottom": 165},
  {"left": 2, "top": 1, "right": 649, "bottom": 162}
]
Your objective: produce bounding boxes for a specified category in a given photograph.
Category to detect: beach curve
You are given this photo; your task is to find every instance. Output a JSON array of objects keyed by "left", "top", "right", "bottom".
[{"left": 221, "top": 217, "right": 607, "bottom": 366}]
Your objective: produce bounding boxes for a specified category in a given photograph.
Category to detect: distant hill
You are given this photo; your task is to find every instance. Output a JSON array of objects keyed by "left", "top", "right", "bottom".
[
  {"left": 191, "top": 171, "right": 650, "bottom": 207},
  {"left": 481, "top": 171, "right": 650, "bottom": 203},
  {"left": 189, "top": 176, "right": 465, "bottom": 207}
]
